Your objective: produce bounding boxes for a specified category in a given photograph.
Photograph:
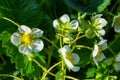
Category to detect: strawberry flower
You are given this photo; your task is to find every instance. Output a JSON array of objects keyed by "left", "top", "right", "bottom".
[
  {"left": 53, "top": 14, "right": 78, "bottom": 33},
  {"left": 93, "top": 14, "right": 107, "bottom": 36},
  {"left": 58, "top": 45, "right": 80, "bottom": 72},
  {"left": 113, "top": 53, "right": 120, "bottom": 71},
  {"left": 11, "top": 25, "right": 44, "bottom": 55},
  {"left": 92, "top": 39, "right": 107, "bottom": 66}
]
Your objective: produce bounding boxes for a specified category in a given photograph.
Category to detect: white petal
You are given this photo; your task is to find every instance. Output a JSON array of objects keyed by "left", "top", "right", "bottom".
[
  {"left": 65, "top": 59, "right": 74, "bottom": 69},
  {"left": 72, "top": 53, "right": 80, "bottom": 65},
  {"left": 92, "top": 45, "right": 99, "bottom": 57},
  {"left": 98, "top": 18, "right": 107, "bottom": 29},
  {"left": 71, "top": 66, "right": 80, "bottom": 72},
  {"left": 58, "top": 48, "right": 66, "bottom": 58},
  {"left": 114, "top": 26, "right": 120, "bottom": 33},
  {"left": 78, "top": 16, "right": 82, "bottom": 24},
  {"left": 98, "top": 39, "right": 107, "bottom": 45},
  {"left": 70, "top": 20, "right": 78, "bottom": 30},
  {"left": 116, "top": 53, "right": 120, "bottom": 62},
  {"left": 32, "top": 28, "right": 43, "bottom": 38},
  {"left": 31, "top": 40, "right": 44, "bottom": 52},
  {"left": 53, "top": 20, "right": 59, "bottom": 28},
  {"left": 98, "top": 39, "right": 107, "bottom": 50},
  {"left": 18, "top": 25, "right": 31, "bottom": 33},
  {"left": 93, "top": 58, "right": 98, "bottom": 66},
  {"left": 94, "top": 14, "right": 102, "bottom": 19},
  {"left": 11, "top": 33, "right": 21, "bottom": 46},
  {"left": 98, "top": 29, "right": 105, "bottom": 36},
  {"left": 94, "top": 53, "right": 106, "bottom": 62},
  {"left": 60, "top": 14, "right": 70, "bottom": 23},
  {"left": 63, "top": 45, "right": 71, "bottom": 53},
  {"left": 65, "top": 57, "right": 80, "bottom": 72},
  {"left": 58, "top": 45, "right": 71, "bottom": 58},
  {"left": 18, "top": 45, "right": 32, "bottom": 55},
  {"left": 113, "top": 63, "right": 120, "bottom": 71}
]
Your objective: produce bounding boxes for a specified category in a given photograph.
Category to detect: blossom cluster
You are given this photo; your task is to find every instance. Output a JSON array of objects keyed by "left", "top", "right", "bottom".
[{"left": 10, "top": 13, "right": 120, "bottom": 73}]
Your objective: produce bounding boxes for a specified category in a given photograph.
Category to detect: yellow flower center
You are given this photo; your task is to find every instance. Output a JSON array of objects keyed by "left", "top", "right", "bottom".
[
  {"left": 59, "top": 23, "right": 71, "bottom": 33},
  {"left": 96, "top": 46, "right": 102, "bottom": 58},
  {"left": 21, "top": 33, "right": 34, "bottom": 45},
  {"left": 66, "top": 53, "right": 73, "bottom": 63},
  {"left": 115, "top": 17, "right": 120, "bottom": 26}
]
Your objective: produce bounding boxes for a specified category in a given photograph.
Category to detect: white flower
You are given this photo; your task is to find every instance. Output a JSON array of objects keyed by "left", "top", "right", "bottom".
[
  {"left": 11, "top": 25, "right": 44, "bottom": 55},
  {"left": 94, "top": 14, "right": 107, "bottom": 36},
  {"left": 53, "top": 14, "right": 78, "bottom": 32},
  {"left": 92, "top": 39, "right": 107, "bottom": 66},
  {"left": 58, "top": 45, "right": 80, "bottom": 72},
  {"left": 113, "top": 52, "right": 120, "bottom": 71},
  {"left": 112, "top": 15, "right": 120, "bottom": 33}
]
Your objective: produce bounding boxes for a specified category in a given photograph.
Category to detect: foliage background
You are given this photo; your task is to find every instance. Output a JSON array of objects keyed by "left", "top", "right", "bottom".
[{"left": 0, "top": 0, "right": 120, "bottom": 80}]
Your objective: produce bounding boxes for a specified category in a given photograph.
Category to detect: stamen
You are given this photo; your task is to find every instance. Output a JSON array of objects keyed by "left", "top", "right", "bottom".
[
  {"left": 66, "top": 53, "right": 73, "bottom": 63},
  {"left": 115, "top": 17, "right": 120, "bottom": 26},
  {"left": 21, "top": 33, "right": 34, "bottom": 45},
  {"left": 96, "top": 46, "right": 102, "bottom": 58}
]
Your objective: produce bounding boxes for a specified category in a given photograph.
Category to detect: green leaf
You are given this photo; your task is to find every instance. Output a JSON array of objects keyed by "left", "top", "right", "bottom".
[
  {"left": 0, "top": 31, "right": 11, "bottom": 48},
  {"left": 21, "top": 61, "right": 35, "bottom": 76},
  {"left": 78, "top": 18, "right": 90, "bottom": 34},
  {"left": 0, "top": 31, "right": 11, "bottom": 53},
  {"left": 55, "top": 70, "right": 65, "bottom": 80},
  {"left": 86, "top": 68, "right": 96, "bottom": 78},
  {"left": 0, "top": 0, "right": 42, "bottom": 27},
  {"left": 6, "top": 45, "right": 42, "bottom": 78},
  {"left": 64, "top": 0, "right": 110, "bottom": 14}
]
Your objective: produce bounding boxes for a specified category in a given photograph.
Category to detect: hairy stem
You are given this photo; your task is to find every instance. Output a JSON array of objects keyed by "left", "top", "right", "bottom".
[
  {"left": 2, "top": 17, "right": 19, "bottom": 27},
  {"left": 64, "top": 75, "right": 79, "bottom": 80},
  {"left": 41, "top": 61, "right": 62, "bottom": 80},
  {"left": 0, "top": 74, "right": 22, "bottom": 80}
]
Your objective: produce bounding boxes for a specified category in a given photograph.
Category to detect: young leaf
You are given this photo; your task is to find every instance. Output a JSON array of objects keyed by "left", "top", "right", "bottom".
[
  {"left": 0, "top": 0, "right": 42, "bottom": 27},
  {"left": 86, "top": 68, "right": 96, "bottom": 78}
]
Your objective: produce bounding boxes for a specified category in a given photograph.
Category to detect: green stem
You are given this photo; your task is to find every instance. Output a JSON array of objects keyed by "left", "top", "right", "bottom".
[
  {"left": 60, "top": 36, "right": 63, "bottom": 48},
  {"left": 83, "top": 79, "right": 95, "bottom": 80},
  {"left": 76, "top": 32, "right": 81, "bottom": 39},
  {"left": 61, "top": 56, "right": 65, "bottom": 71},
  {"left": 64, "top": 75, "right": 79, "bottom": 80},
  {"left": 0, "top": 55, "right": 6, "bottom": 65},
  {"left": 41, "top": 61, "right": 62, "bottom": 80},
  {"left": 42, "top": 36, "right": 59, "bottom": 49},
  {"left": 46, "top": 39, "right": 58, "bottom": 68},
  {"left": 106, "top": 12, "right": 115, "bottom": 17},
  {"left": 47, "top": 52, "right": 52, "bottom": 68},
  {"left": 76, "top": 45, "right": 92, "bottom": 50},
  {"left": 0, "top": 74, "right": 22, "bottom": 80},
  {"left": 33, "top": 58, "right": 55, "bottom": 77},
  {"left": 33, "top": 59, "right": 47, "bottom": 72},
  {"left": 71, "top": 35, "right": 86, "bottom": 44},
  {"left": 2, "top": 17, "right": 19, "bottom": 27}
]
